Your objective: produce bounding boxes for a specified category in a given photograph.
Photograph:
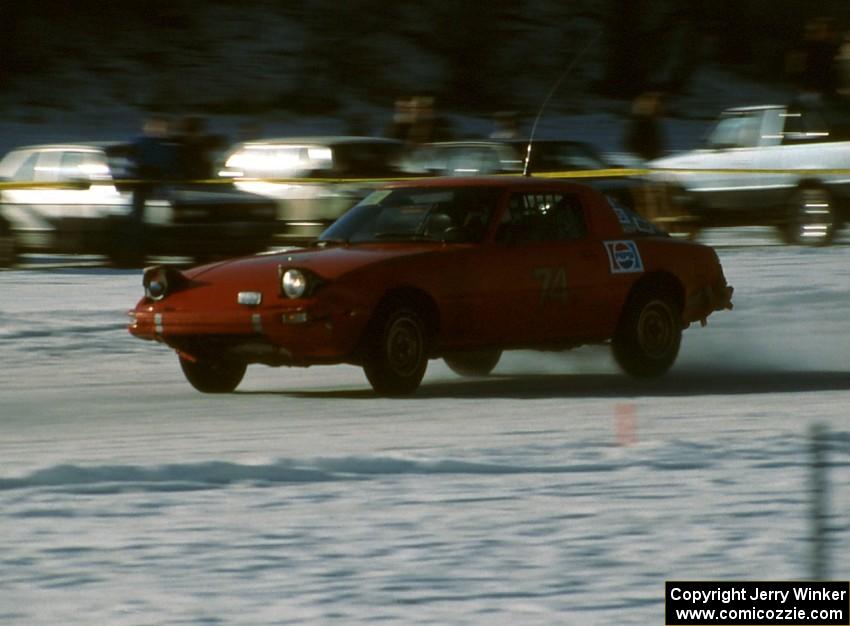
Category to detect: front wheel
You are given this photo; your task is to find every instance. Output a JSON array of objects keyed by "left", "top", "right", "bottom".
[
  {"left": 444, "top": 349, "right": 502, "bottom": 377},
  {"left": 612, "top": 290, "right": 681, "bottom": 378},
  {"left": 363, "top": 305, "right": 428, "bottom": 396},
  {"left": 179, "top": 355, "right": 246, "bottom": 393}
]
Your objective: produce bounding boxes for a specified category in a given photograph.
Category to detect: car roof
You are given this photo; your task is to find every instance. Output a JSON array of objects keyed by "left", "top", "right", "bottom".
[
  {"left": 422, "top": 138, "right": 588, "bottom": 148},
  {"left": 6, "top": 141, "right": 121, "bottom": 152},
  {"left": 236, "top": 136, "right": 403, "bottom": 147},
  {"left": 420, "top": 140, "right": 515, "bottom": 148},
  {"left": 723, "top": 105, "right": 785, "bottom": 113}
]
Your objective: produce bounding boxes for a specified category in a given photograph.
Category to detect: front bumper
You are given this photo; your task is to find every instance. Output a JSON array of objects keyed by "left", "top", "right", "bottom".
[
  {"left": 684, "top": 279, "right": 734, "bottom": 326},
  {"left": 128, "top": 302, "right": 368, "bottom": 365}
]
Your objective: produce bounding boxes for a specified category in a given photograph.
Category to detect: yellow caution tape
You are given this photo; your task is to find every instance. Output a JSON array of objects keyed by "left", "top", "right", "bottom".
[
  {"left": 3, "top": 166, "right": 850, "bottom": 190},
  {"left": 532, "top": 168, "right": 649, "bottom": 178}
]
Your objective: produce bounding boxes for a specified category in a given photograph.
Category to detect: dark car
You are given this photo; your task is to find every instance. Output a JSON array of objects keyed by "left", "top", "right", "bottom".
[
  {"left": 399, "top": 138, "right": 664, "bottom": 219},
  {"left": 129, "top": 177, "right": 732, "bottom": 396},
  {"left": 0, "top": 142, "right": 278, "bottom": 266}
]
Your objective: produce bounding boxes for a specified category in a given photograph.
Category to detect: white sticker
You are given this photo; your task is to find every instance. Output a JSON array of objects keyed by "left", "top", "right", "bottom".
[{"left": 604, "top": 240, "right": 644, "bottom": 274}]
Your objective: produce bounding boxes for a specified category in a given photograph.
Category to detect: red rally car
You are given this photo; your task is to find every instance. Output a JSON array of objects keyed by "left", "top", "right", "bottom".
[{"left": 128, "top": 177, "right": 733, "bottom": 395}]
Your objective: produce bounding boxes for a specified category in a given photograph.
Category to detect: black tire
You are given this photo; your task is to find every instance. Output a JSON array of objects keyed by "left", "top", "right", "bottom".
[
  {"left": 781, "top": 186, "right": 837, "bottom": 245},
  {"left": 611, "top": 290, "right": 681, "bottom": 378},
  {"left": 444, "top": 349, "right": 502, "bottom": 377},
  {"left": 109, "top": 226, "right": 147, "bottom": 268},
  {"left": 0, "top": 235, "right": 17, "bottom": 268},
  {"left": 179, "top": 355, "right": 246, "bottom": 393},
  {"left": 363, "top": 304, "right": 429, "bottom": 396}
]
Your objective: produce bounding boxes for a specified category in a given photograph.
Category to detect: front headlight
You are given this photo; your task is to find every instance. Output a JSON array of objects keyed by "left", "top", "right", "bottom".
[
  {"left": 143, "top": 266, "right": 169, "bottom": 301},
  {"left": 281, "top": 269, "right": 308, "bottom": 299},
  {"left": 143, "top": 265, "right": 188, "bottom": 301}
]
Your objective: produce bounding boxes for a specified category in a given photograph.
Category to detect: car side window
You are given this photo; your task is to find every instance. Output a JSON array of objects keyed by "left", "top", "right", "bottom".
[
  {"left": 496, "top": 192, "right": 586, "bottom": 243},
  {"left": 708, "top": 114, "right": 761, "bottom": 149},
  {"left": 58, "top": 152, "right": 87, "bottom": 182},
  {"left": 14, "top": 153, "right": 39, "bottom": 181}
]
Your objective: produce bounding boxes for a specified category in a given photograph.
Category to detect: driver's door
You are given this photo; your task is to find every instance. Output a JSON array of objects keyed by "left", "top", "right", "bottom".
[{"left": 457, "top": 189, "right": 611, "bottom": 347}]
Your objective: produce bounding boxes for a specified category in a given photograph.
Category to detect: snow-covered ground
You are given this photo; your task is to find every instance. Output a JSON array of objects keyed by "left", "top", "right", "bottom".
[{"left": 1, "top": 233, "right": 849, "bottom": 625}]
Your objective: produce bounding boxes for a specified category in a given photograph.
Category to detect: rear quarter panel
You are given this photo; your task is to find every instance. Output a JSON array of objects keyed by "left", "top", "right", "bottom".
[{"left": 582, "top": 185, "right": 724, "bottom": 325}]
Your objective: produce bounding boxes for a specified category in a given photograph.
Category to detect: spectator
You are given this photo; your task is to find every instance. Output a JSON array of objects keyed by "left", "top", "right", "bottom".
[
  {"left": 407, "top": 96, "right": 453, "bottom": 144},
  {"left": 386, "top": 96, "right": 453, "bottom": 144},
  {"left": 623, "top": 91, "right": 665, "bottom": 162},
  {"left": 129, "top": 114, "right": 179, "bottom": 181},
  {"left": 385, "top": 97, "right": 415, "bottom": 141},
  {"left": 119, "top": 114, "right": 180, "bottom": 266},
  {"left": 176, "top": 115, "right": 223, "bottom": 181}
]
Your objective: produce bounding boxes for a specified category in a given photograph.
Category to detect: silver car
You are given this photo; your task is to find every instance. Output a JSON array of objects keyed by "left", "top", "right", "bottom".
[{"left": 0, "top": 142, "right": 278, "bottom": 266}]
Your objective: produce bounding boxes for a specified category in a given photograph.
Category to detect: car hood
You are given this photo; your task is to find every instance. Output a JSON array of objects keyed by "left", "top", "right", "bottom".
[{"left": 186, "top": 243, "right": 442, "bottom": 286}]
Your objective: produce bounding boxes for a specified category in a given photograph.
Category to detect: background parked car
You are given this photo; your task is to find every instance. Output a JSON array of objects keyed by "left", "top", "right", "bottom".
[
  {"left": 218, "top": 136, "right": 408, "bottom": 246},
  {"left": 398, "top": 139, "right": 674, "bottom": 224},
  {"left": 649, "top": 102, "right": 850, "bottom": 244},
  {"left": 0, "top": 142, "right": 278, "bottom": 266}
]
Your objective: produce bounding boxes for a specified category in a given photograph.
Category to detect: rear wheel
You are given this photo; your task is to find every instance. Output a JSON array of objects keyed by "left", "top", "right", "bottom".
[
  {"left": 363, "top": 304, "right": 428, "bottom": 396},
  {"left": 444, "top": 349, "right": 502, "bottom": 377},
  {"left": 612, "top": 290, "right": 681, "bottom": 377},
  {"left": 781, "top": 186, "right": 837, "bottom": 245},
  {"left": 179, "top": 355, "right": 246, "bottom": 393}
]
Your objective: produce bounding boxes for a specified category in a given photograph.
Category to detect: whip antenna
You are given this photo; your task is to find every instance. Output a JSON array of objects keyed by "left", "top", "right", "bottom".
[{"left": 523, "top": 29, "right": 602, "bottom": 177}]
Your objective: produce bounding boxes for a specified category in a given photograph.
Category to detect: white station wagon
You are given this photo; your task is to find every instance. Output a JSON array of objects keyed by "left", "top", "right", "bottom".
[{"left": 0, "top": 142, "right": 277, "bottom": 266}]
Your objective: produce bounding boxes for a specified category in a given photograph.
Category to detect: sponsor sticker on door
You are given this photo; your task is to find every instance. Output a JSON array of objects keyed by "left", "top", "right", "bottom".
[{"left": 604, "top": 240, "right": 644, "bottom": 273}]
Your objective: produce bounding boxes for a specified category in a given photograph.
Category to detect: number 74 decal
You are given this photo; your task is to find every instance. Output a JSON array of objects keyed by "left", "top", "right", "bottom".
[{"left": 533, "top": 266, "right": 567, "bottom": 306}]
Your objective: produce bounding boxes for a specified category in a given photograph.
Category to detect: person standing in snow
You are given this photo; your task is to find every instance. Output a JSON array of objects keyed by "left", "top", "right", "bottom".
[{"left": 623, "top": 91, "right": 665, "bottom": 163}]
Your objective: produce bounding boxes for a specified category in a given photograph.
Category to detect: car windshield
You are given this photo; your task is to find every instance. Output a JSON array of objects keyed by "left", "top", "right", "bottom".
[{"left": 318, "top": 186, "right": 502, "bottom": 244}]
